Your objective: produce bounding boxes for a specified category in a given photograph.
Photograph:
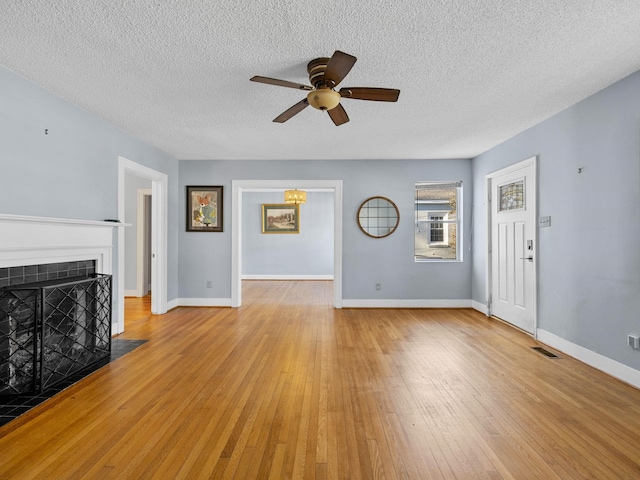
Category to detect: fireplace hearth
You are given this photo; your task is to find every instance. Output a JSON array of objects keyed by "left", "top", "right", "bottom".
[{"left": 0, "top": 273, "right": 112, "bottom": 396}]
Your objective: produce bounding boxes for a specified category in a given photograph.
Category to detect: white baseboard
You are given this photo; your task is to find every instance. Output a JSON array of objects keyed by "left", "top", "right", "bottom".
[
  {"left": 171, "top": 297, "right": 472, "bottom": 309},
  {"left": 242, "top": 274, "right": 334, "bottom": 280},
  {"left": 166, "top": 298, "right": 179, "bottom": 311},
  {"left": 124, "top": 289, "right": 138, "bottom": 297},
  {"left": 537, "top": 329, "right": 640, "bottom": 389},
  {"left": 177, "top": 297, "right": 232, "bottom": 307},
  {"left": 342, "top": 299, "right": 472, "bottom": 308},
  {"left": 472, "top": 300, "right": 488, "bottom": 315},
  {"left": 168, "top": 297, "right": 485, "bottom": 313}
]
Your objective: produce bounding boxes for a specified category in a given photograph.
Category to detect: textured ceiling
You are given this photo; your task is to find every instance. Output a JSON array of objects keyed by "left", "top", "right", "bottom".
[{"left": 1, "top": 1, "right": 640, "bottom": 161}]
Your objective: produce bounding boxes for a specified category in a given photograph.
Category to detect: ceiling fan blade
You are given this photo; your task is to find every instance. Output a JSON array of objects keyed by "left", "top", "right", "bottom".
[
  {"left": 339, "top": 87, "right": 400, "bottom": 102},
  {"left": 322, "top": 51, "right": 357, "bottom": 88},
  {"left": 273, "top": 99, "right": 309, "bottom": 123},
  {"left": 328, "top": 103, "right": 349, "bottom": 126},
  {"left": 250, "top": 76, "right": 313, "bottom": 91}
]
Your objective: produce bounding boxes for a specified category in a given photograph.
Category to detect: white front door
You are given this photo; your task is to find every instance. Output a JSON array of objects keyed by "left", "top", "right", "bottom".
[{"left": 488, "top": 157, "right": 537, "bottom": 334}]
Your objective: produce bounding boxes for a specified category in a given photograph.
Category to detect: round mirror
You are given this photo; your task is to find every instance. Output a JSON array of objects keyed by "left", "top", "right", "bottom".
[{"left": 357, "top": 196, "right": 400, "bottom": 238}]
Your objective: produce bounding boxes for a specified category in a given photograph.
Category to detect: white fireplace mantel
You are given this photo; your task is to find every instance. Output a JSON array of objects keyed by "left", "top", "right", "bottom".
[
  {"left": 0, "top": 213, "right": 127, "bottom": 227},
  {"left": 0, "top": 213, "right": 126, "bottom": 269}
]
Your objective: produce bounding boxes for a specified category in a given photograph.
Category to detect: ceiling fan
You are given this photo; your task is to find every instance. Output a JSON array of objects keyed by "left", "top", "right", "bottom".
[{"left": 250, "top": 50, "right": 400, "bottom": 126}]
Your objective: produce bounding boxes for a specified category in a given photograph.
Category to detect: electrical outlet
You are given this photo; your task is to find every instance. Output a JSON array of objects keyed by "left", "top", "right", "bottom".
[
  {"left": 375, "top": 283, "right": 381, "bottom": 291},
  {"left": 206, "top": 280, "right": 213, "bottom": 288}
]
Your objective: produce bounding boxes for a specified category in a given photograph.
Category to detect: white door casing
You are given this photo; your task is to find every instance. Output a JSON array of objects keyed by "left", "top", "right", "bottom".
[
  {"left": 487, "top": 157, "right": 537, "bottom": 335},
  {"left": 117, "top": 157, "right": 168, "bottom": 334},
  {"left": 231, "top": 179, "right": 343, "bottom": 308}
]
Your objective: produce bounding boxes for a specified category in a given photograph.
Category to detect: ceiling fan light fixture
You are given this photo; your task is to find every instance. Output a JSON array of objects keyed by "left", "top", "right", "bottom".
[{"left": 307, "top": 88, "right": 340, "bottom": 111}]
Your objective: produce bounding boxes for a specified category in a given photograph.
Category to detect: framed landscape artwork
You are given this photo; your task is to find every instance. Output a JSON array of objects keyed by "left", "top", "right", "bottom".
[
  {"left": 261, "top": 204, "right": 299, "bottom": 234},
  {"left": 186, "top": 186, "right": 223, "bottom": 232}
]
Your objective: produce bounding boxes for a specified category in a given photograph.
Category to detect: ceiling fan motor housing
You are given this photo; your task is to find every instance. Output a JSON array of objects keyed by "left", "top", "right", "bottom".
[
  {"left": 306, "top": 57, "right": 341, "bottom": 110},
  {"left": 307, "top": 57, "right": 331, "bottom": 86}
]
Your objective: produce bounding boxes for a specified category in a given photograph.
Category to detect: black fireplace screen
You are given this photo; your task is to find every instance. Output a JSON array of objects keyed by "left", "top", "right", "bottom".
[{"left": 0, "top": 274, "right": 112, "bottom": 396}]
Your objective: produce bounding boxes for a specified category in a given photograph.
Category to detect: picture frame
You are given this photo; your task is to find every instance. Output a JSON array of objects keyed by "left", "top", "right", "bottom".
[
  {"left": 261, "top": 204, "right": 300, "bottom": 234},
  {"left": 186, "top": 186, "right": 223, "bottom": 232}
]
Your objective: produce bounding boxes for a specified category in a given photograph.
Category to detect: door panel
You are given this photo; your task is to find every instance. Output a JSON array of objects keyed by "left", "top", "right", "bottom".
[
  {"left": 489, "top": 159, "right": 536, "bottom": 334},
  {"left": 514, "top": 221, "right": 525, "bottom": 308},
  {"left": 498, "top": 223, "right": 508, "bottom": 301}
]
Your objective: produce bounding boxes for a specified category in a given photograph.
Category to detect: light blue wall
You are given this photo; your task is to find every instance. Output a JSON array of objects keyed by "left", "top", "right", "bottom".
[
  {"left": 178, "top": 159, "right": 473, "bottom": 300},
  {"left": 242, "top": 191, "right": 334, "bottom": 276},
  {"left": 471, "top": 70, "right": 640, "bottom": 369},
  {"left": 0, "top": 66, "right": 180, "bottom": 303}
]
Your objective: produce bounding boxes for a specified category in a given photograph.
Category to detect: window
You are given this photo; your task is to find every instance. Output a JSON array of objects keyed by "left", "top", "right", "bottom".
[
  {"left": 415, "top": 181, "right": 462, "bottom": 261},
  {"left": 428, "top": 214, "right": 444, "bottom": 243}
]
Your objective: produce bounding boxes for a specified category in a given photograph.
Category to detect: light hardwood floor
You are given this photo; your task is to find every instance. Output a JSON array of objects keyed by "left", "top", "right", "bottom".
[{"left": 1, "top": 280, "right": 640, "bottom": 479}]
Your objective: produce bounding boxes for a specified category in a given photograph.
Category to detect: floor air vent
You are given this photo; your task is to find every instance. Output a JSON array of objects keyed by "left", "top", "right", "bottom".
[{"left": 532, "top": 347, "right": 560, "bottom": 358}]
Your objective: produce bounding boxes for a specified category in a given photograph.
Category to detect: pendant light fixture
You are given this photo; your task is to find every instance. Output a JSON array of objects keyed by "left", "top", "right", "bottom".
[{"left": 284, "top": 189, "right": 306, "bottom": 205}]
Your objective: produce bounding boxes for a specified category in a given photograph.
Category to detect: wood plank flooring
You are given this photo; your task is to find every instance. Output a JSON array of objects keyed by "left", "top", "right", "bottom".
[{"left": 2, "top": 280, "right": 640, "bottom": 479}]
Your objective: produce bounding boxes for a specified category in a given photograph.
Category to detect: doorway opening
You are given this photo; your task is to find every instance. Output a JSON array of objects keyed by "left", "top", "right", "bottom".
[
  {"left": 116, "top": 157, "right": 168, "bottom": 334},
  {"left": 136, "top": 189, "right": 152, "bottom": 299},
  {"left": 231, "top": 180, "right": 343, "bottom": 308},
  {"left": 240, "top": 188, "right": 335, "bottom": 305},
  {"left": 123, "top": 187, "right": 152, "bottom": 320}
]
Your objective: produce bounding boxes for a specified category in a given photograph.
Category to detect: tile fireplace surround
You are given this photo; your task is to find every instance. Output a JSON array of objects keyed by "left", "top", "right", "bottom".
[{"left": 0, "top": 260, "right": 96, "bottom": 288}]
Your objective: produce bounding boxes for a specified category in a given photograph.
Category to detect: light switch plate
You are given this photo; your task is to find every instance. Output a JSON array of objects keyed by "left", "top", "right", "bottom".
[{"left": 538, "top": 216, "right": 551, "bottom": 227}]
